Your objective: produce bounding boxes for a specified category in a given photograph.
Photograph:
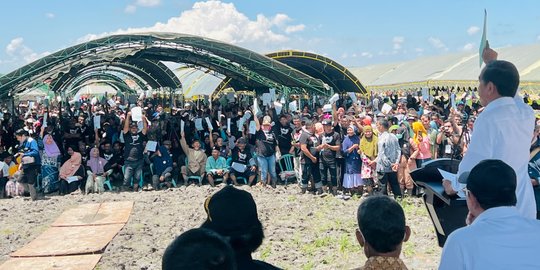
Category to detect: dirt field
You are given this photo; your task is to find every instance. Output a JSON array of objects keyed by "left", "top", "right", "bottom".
[{"left": 0, "top": 185, "right": 441, "bottom": 269}]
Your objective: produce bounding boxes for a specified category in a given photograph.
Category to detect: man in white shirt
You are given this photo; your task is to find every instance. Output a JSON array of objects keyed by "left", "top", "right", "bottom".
[
  {"left": 443, "top": 46, "right": 536, "bottom": 218},
  {"left": 439, "top": 160, "right": 540, "bottom": 270}
]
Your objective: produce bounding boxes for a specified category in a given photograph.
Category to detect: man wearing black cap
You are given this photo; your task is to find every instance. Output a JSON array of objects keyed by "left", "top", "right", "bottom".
[
  {"left": 201, "top": 186, "right": 281, "bottom": 270},
  {"left": 439, "top": 160, "right": 540, "bottom": 270},
  {"left": 318, "top": 119, "right": 341, "bottom": 195}
]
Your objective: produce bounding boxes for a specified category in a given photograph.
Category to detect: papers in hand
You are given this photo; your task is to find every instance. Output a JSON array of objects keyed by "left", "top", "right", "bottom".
[
  {"left": 479, "top": 9, "right": 488, "bottom": 67},
  {"left": 195, "top": 118, "right": 204, "bottom": 131},
  {"left": 145, "top": 141, "right": 158, "bottom": 152},
  {"left": 329, "top": 93, "right": 340, "bottom": 104},
  {"left": 231, "top": 162, "right": 247, "bottom": 173},
  {"left": 93, "top": 115, "right": 101, "bottom": 129},
  {"left": 381, "top": 103, "right": 392, "bottom": 115},
  {"left": 131, "top": 106, "right": 143, "bottom": 122},
  {"left": 249, "top": 121, "right": 257, "bottom": 134},
  {"left": 180, "top": 120, "right": 185, "bottom": 133},
  {"left": 66, "top": 176, "right": 79, "bottom": 183},
  {"left": 438, "top": 169, "right": 465, "bottom": 197}
]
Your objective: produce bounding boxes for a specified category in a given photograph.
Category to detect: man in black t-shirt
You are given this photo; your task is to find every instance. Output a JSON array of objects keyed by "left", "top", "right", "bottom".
[
  {"left": 273, "top": 114, "right": 294, "bottom": 156},
  {"left": 318, "top": 119, "right": 341, "bottom": 195},
  {"left": 63, "top": 117, "right": 82, "bottom": 150},
  {"left": 230, "top": 137, "right": 257, "bottom": 186},
  {"left": 299, "top": 120, "right": 321, "bottom": 194},
  {"left": 121, "top": 111, "right": 148, "bottom": 191}
]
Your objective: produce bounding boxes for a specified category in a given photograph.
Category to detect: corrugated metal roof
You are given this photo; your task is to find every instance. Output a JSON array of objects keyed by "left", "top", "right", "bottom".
[{"left": 349, "top": 43, "right": 540, "bottom": 88}]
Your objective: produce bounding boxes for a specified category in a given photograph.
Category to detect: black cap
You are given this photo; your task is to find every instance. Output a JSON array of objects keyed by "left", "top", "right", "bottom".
[
  {"left": 459, "top": 159, "right": 517, "bottom": 202},
  {"left": 202, "top": 186, "right": 259, "bottom": 236}
]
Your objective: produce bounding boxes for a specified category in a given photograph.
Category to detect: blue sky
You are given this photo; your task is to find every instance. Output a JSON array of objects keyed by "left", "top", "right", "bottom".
[{"left": 1, "top": 0, "right": 540, "bottom": 74}]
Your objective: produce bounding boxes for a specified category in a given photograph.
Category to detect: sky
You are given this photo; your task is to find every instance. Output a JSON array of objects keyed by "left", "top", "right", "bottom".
[{"left": 1, "top": 0, "right": 540, "bottom": 74}]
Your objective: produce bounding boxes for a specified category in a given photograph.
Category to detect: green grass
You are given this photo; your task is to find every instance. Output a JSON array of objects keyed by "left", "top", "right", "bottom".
[{"left": 259, "top": 244, "right": 272, "bottom": 260}]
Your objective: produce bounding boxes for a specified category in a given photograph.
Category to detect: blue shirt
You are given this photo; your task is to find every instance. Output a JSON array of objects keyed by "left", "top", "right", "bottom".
[{"left": 20, "top": 137, "right": 41, "bottom": 165}]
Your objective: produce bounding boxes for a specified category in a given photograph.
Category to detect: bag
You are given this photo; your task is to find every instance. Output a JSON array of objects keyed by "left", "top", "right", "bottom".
[{"left": 22, "top": 156, "right": 35, "bottom": 165}]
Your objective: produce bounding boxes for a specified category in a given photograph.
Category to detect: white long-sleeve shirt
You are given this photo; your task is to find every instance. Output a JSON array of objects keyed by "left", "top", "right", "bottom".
[
  {"left": 456, "top": 95, "right": 536, "bottom": 218},
  {"left": 439, "top": 207, "right": 540, "bottom": 270}
]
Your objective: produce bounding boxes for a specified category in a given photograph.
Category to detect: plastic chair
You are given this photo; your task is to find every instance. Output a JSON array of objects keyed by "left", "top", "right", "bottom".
[
  {"left": 122, "top": 165, "right": 144, "bottom": 188},
  {"left": 278, "top": 154, "right": 296, "bottom": 185},
  {"left": 104, "top": 176, "right": 113, "bottom": 191}
]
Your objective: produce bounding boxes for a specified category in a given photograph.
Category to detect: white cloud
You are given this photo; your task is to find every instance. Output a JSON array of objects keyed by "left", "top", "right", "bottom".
[
  {"left": 392, "top": 36, "right": 404, "bottom": 50},
  {"left": 361, "top": 52, "right": 373, "bottom": 58},
  {"left": 135, "top": 0, "right": 160, "bottom": 7},
  {"left": 5, "top": 37, "right": 50, "bottom": 64},
  {"left": 428, "top": 37, "right": 448, "bottom": 51},
  {"left": 6, "top": 37, "right": 24, "bottom": 55},
  {"left": 285, "top": 24, "right": 305, "bottom": 34},
  {"left": 45, "top": 13, "right": 55, "bottom": 19},
  {"left": 537, "top": 35, "right": 540, "bottom": 41},
  {"left": 463, "top": 43, "right": 474, "bottom": 51},
  {"left": 124, "top": 5, "right": 137, "bottom": 13},
  {"left": 415, "top": 48, "right": 424, "bottom": 53},
  {"left": 467, "top": 26, "right": 480, "bottom": 35},
  {"left": 341, "top": 53, "right": 348, "bottom": 59},
  {"left": 81, "top": 1, "right": 304, "bottom": 52}
]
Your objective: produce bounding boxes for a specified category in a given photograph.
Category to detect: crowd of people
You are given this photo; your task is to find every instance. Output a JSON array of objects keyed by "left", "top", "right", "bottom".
[{"left": 0, "top": 82, "right": 485, "bottom": 200}]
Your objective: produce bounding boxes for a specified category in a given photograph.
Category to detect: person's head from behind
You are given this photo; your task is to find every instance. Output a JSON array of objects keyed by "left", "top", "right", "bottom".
[
  {"left": 478, "top": 60, "right": 519, "bottom": 107},
  {"left": 162, "top": 228, "right": 236, "bottom": 270},
  {"left": 356, "top": 196, "right": 410, "bottom": 258},
  {"left": 201, "top": 186, "right": 264, "bottom": 256},
  {"left": 376, "top": 119, "right": 390, "bottom": 133},
  {"left": 460, "top": 159, "right": 517, "bottom": 218}
]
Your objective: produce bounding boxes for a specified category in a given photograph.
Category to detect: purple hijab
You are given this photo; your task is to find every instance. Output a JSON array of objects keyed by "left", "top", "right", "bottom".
[
  {"left": 43, "top": 134, "right": 61, "bottom": 157},
  {"left": 87, "top": 148, "right": 107, "bottom": 174}
]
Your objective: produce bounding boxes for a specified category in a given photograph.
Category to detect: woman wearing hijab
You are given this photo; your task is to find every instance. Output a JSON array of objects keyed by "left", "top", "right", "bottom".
[
  {"left": 85, "top": 148, "right": 108, "bottom": 194},
  {"left": 360, "top": 125, "right": 378, "bottom": 196},
  {"left": 410, "top": 121, "right": 432, "bottom": 168},
  {"left": 59, "top": 147, "right": 85, "bottom": 195},
  {"left": 39, "top": 128, "right": 62, "bottom": 194},
  {"left": 342, "top": 126, "right": 362, "bottom": 195}
]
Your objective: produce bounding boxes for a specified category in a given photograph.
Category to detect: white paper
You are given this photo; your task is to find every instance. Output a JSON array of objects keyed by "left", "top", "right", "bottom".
[
  {"left": 451, "top": 93, "right": 457, "bottom": 110},
  {"left": 66, "top": 176, "right": 79, "bottom": 183},
  {"left": 252, "top": 98, "right": 260, "bottom": 116},
  {"left": 289, "top": 101, "right": 298, "bottom": 112},
  {"left": 180, "top": 120, "right": 185, "bottom": 133},
  {"left": 42, "top": 113, "right": 48, "bottom": 128},
  {"left": 269, "top": 88, "right": 276, "bottom": 101},
  {"left": 274, "top": 101, "right": 283, "bottom": 115},
  {"left": 479, "top": 9, "right": 488, "bottom": 67},
  {"left": 231, "top": 162, "right": 247, "bottom": 173},
  {"left": 195, "top": 118, "right": 204, "bottom": 131},
  {"left": 91, "top": 97, "right": 97, "bottom": 105},
  {"left": 249, "top": 121, "right": 257, "bottom": 134},
  {"left": 205, "top": 117, "right": 213, "bottom": 130},
  {"left": 422, "top": 87, "right": 429, "bottom": 101},
  {"left": 145, "top": 141, "right": 158, "bottom": 152},
  {"left": 261, "top": 93, "right": 272, "bottom": 107},
  {"left": 227, "top": 118, "right": 231, "bottom": 133},
  {"left": 280, "top": 96, "right": 285, "bottom": 104},
  {"left": 348, "top": 92, "right": 357, "bottom": 103},
  {"left": 329, "top": 93, "right": 340, "bottom": 104},
  {"left": 131, "top": 106, "right": 142, "bottom": 122},
  {"left": 93, "top": 115, "right": 101, "bottom": 129},
  {"left": 227, "top": 93, "right": 235, "bottom": 102},
  {"left": 381, "top": 103, "right": 392, "bottom": 115},
  {"left": 237, "top": 119, "right": 245, "bottom": 132},
  {"left": 438, "top": 169, "right": 465, "bottom": 197},
  {"left": 108, "top": 99, "right": 116, "bottom": 107}
]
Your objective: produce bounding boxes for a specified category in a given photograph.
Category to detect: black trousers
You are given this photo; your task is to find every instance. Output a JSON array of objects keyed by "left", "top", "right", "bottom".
[
  {"left": 301, "top": 162, "right": 321, "bottom": 188},
  {"left": 59, "top": 180, "right": 80, "bottom": 195},
  {"left": 0, "top": 177, "right": 7, "bottom": 198},
  {"left": 319, "top": 162, "right": 337, "bottom": 187},
  {"left": 380, "top": 172, "right": 402, "bottom": 199}
]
